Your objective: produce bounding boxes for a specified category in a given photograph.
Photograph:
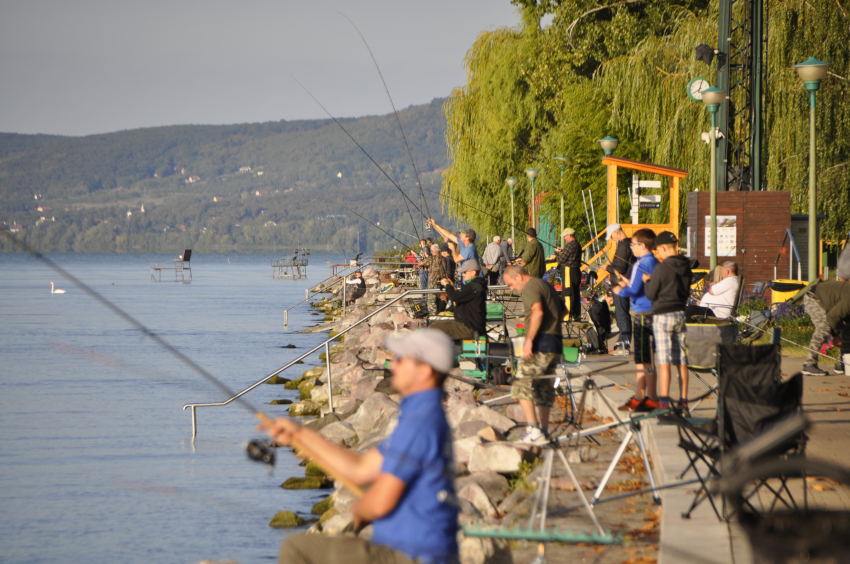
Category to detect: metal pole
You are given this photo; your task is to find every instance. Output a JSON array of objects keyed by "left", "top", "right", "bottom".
[
  {"left": 710, "top": 110, "right": 718, "bottom": 270},
  {"left": 559, "top": 167, "right": 565, "bottom": 239},
  {"left": 510, "top": 187, "right": 515, "bottom": 244},
  {"left": 582, "top": 190, "right": 594, "bottom": 253},
  {"left": 808, "top": 89, "right": 818, "bottom": 282},
  {"left": 530, "top": 177, "right": 536, "bottom": 232},
  {"left": 326, "top": 341, "right": 334, "bottom": 413},
  {"left": 588, "top": 192, "right": 600, "bottom": 254}
]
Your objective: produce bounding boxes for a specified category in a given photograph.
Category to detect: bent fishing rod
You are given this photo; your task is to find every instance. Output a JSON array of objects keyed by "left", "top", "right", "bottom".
[
  {"left": 0, "top": 230, "right": 363, "bottom": 496},
  {"left": 290, "top": 75, "right": 427, "bottom": 240},
  {"left": 334, "top": 11, "right": 432, "bottom": 228}
]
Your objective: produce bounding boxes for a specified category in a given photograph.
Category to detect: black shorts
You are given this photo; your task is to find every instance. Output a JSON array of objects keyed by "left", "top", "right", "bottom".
[{"left": 632, "top": 313, "right": 654, "bottom": 365}]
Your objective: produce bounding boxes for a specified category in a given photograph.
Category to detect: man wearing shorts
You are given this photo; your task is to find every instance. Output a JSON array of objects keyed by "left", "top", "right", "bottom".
[
  {"left": 503, "top": 265, "right": 563, "bottom": 444},
  {"left": 613, "top": 228, "right": 659, "bottom": 412}
]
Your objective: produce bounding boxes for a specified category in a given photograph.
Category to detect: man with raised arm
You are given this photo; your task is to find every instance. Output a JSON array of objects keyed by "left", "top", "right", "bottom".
[
  {"left": 427, "top": 218, "right": 478, "bottom": 267},
  {"left": 265, "top": 329, "right": 459, "bottom": 564}
]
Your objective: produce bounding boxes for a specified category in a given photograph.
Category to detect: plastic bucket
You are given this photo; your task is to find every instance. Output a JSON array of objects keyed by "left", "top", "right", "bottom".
[{"left": 845, "top": 354, "right": 850, "bottom": 376}]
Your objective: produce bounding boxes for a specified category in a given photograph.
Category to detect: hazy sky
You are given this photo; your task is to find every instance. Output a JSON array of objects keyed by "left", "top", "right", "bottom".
[{"left": 0, "top": 0, "right": 521, "bottom": 137}]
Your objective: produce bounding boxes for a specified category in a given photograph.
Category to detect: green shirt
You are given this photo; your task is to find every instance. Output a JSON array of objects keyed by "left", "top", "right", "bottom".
[
  {"left": 522, "top": 277, "right": 563, "bottom": 337},
  {"left": 523, "top": 238, "right": 545, "bottom": 278}
]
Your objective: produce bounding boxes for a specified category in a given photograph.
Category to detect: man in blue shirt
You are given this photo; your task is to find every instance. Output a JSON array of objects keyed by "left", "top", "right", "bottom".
[
  {"left": 427, "top": 218, "right": 479, "bottom": 270},
  {"left": 265, "top": 329, "right": 458, "bottom": 564},
  {"left": 613, "top": 228, "right": 659, "bottom": 412}
]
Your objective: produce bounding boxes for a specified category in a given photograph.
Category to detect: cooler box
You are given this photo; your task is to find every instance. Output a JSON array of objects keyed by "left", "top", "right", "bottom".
[{"left": 769, "top": 279, "right": 808, "bottom": 305}]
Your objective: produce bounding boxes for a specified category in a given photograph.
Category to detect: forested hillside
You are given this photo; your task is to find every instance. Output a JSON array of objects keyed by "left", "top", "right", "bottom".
[{"left": 0, "top": 98, "right": 456, "bottom": 253}]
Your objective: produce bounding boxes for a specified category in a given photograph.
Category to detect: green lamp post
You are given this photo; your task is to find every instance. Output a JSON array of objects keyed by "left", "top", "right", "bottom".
[
  {"left": 506, "top": 177, "right": 518, "bottom": 243},
  {"left": 598, "top": 136, "right": 619, "bottom": 228},
  {"left": 554, "top": 155, "right": 570, "bottom": 239},
  {"left": 794, "top": 57, "right": 831, "bottom": 282},
  {"left": 599, "top": 136, "right": 619, "bottom": 156},
  {"left": 525, "top": 168, "right": 539, "bottom": 233},
  {"left": 701, "top": 86, "right": 726, "bottom": 271}
]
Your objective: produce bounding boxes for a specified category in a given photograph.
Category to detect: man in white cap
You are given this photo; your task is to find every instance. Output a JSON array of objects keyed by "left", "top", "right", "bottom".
[
  {"left": 551, "top": 227, "right": 582, "bottom": 321},
  {"left": 598, "top": 224, "right": 634, "bottom": 353},
  {"left": 266, "top": 329, "right": 459, "bottom": 564}
]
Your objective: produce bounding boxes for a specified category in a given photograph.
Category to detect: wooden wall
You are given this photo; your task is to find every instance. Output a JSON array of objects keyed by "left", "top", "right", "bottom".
[{"left": 686, "top": 192, "right": 791, "bottom": 296}]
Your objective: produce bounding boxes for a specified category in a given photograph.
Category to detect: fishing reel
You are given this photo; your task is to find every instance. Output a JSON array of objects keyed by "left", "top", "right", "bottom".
[{"left": 246, "top": 439, "right": 276, "bottom": 466}]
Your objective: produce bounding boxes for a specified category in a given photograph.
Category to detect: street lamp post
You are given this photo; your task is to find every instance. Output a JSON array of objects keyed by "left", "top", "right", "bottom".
[
  {"left": 701, "top": 86, "right": 726, "bottom": 271},
  {"left": 794, "top": 57, "right": 831, "bottom": 282},
  {"left": 554, "top": 155, "right": 569, "bottom": 238},
  {"left": 525, "top": 168, "right": 539, "bottom": 233},
  {"left": 506, "top": 177, "right": 518, "bottom": 244},
  {"left": 598, "top": 136, "right": 619, "bottom": 238}
]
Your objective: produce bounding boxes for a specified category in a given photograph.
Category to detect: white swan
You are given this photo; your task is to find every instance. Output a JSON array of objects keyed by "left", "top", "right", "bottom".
[{"left": 51, "top": 282, "right": 66, "bottom": 294}]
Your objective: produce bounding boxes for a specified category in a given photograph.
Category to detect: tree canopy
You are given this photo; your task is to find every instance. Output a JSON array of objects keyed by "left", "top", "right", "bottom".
[{"left": 443, "top": 0, "right": 849, "bottom": 247}]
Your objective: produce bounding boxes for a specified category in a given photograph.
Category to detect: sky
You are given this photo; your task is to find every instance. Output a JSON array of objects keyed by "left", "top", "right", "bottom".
[{"left": 0, "top": 0, "right": 521, "bottom": 137}]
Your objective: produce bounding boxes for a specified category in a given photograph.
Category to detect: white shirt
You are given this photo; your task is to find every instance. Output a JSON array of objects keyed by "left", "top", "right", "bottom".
[{"left": 699, "top": 276, "right": 739, "bottom": 318}]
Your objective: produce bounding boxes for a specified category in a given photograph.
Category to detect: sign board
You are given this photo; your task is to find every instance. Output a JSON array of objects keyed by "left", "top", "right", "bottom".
[
  {"left": 705, "top": 215, "right": 737, "bottom": 257},
  {"left": 639, "top": 195, "right": 661, "bottom": 209},
  {"left": 637, "top": 180, "right": 662, "bottom": 188}
]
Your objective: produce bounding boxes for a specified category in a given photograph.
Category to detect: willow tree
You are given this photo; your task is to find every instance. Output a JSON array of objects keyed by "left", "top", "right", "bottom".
[{"left": 444, "top": 0, "right": 850, "bottom": 245}]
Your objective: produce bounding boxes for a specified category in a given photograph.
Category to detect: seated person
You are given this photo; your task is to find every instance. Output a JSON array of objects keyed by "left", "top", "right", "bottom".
[
  {"left": 685, "top": 262, "right": 739, "bottom": 320},
  {"left": 429, "top": 259, "right": 487, "bottom": 340},
  {"left": 345, "top": 271, "right": 366, "bottom": 304}
]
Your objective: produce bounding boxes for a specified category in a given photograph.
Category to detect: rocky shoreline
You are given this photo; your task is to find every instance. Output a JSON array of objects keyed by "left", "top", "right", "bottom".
[{"left": 260, "top": 268, "right": 662, "bottom": 564}]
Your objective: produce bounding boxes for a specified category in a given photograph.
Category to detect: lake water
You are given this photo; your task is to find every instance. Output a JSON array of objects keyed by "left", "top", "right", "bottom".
[{"left": 0, "top": 252, "right": 350, "bottom": 564}]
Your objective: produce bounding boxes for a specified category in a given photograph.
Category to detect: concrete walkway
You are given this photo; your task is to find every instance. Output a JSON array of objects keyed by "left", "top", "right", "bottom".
[{"left": 585, "top": 335, "right": 850, "bottom": 564}]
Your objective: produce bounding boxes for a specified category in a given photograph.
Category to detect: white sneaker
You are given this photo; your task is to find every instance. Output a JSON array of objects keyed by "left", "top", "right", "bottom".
[{"left": 518, "top": 426, "right": 546, "bottom": 445}]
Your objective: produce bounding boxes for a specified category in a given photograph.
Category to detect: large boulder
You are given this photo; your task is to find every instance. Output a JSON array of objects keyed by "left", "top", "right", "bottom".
[
  {"left": 303, "top": 413, "right": 341, "bottom": 432},
  {"left": 319, "top": 513, "right": 354, "bottom": 535},
  {"left": 269, "top": 511, "right": 305, "bottom": 528},
  {"left": 468, "top": 443, "right": 539, "bottom": 474},
  {"left": 319, "top": 421, "right": 357, "bottom": 443},
  {"left": 457, "top": 481, "right": 497, "bottom": 518},
  {"left": 289, "top": 402, "right": 321, "bottom": 417},
  {"left": 310, "top": 383, "right": 347, "bottom": 405},
  {"left": 466, "top": 406, "right": 516, "bottom": 434},
  {"left": 466, "top": 471, "right": 510, "bottom": 505},
  {"left": 453, "top": 435, "right": 483, "bottom": 466},
  {"left": 368, "top": 308, "right": 392, "bottom": 326},
  {"left": 281, "top": 476, "right": 332, "bottom": 490},
  {"left": 454, "top": 420, "right": 492, "bottom": 440},
  {"left": 346, "top": 393, "right": 400, "bottom": 439},
  {"left": 505, "top": 404, "right": 527, "bottom": 423}
]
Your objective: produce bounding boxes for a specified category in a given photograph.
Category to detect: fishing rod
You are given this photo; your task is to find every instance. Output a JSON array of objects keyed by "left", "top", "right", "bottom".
[
  {"left": 289, "top": 75, "right": 426, "bottom": 241},
  {"left": 0, "top": 230, "right": 363, "bottom": 496},
  {"left": 329, "top": 198, "right": 416, "bottom": 252},
  {"left": 335, "top": 11, "right": 432, "bottom": 231}
]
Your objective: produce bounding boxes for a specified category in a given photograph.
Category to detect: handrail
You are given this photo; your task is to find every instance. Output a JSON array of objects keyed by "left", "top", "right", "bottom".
[
  {"left": 282, "top": 261, "right": 414, "bottom": 327},
  {"left": 183, "top": 288, "right": 445, "bottom": 438},
  {"left": 773, "top": 229, "right": 802, "bottom": 281},
  {"left": 581, "top": 231, "right": 605, "bottom": 252}
]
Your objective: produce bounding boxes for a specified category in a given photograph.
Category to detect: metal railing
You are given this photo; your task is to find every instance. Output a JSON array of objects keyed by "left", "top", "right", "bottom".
[
  {"left": 774, "top": 229, "right": 803, "bottom": 281},
  {"left": 183, "top": 288, "right": 444, "bottom": 438},
  {"left": 282, "top": 261, "right": 412, "bottom": 327}
]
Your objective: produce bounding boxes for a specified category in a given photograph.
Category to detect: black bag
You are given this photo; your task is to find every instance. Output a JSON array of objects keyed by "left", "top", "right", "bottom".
[
  {"left": 405, "top": 298, "right": 429, "bottom": 319},
  {"left": 589, "top": 299, "right": 611, "bottom": 353}
]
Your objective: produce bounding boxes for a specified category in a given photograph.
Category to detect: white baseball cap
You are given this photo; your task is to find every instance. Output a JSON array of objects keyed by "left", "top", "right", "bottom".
[
  {"left": 606, "top": 223, "right": 622, "bottom": 240},
  {"left": 383, "top": 329, "right": 455, "bottom": 374}
]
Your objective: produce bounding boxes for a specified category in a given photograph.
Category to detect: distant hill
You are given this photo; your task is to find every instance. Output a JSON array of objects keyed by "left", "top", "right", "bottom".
[{"left": 0, "top": 98, "right": 458, "bottom": 253}]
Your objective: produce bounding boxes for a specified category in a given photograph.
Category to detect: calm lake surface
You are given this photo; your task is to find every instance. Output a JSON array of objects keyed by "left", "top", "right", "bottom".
[{"left": 0, "top": 252, "right": 349, "bottom": 564}]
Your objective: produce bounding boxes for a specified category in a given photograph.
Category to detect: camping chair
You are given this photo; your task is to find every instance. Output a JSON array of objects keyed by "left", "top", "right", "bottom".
[
  {"left": 666, "top": 344, "right": 806, "bottom": 521},
  {"left": 484, "top": 301, "right": 509, "bottom": 341}
]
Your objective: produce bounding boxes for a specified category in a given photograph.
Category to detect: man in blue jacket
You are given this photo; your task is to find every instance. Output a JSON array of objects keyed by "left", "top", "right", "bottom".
[{"left": 613, "top": 228, "right": 659, "bottom": 412}]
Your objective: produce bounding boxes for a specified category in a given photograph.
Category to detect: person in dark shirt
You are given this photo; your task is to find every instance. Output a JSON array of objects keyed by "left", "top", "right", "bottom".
[
  {"left": 643, "top": 231, "right": 692, "bottom": 415},
  {"left": 430, "top": 259, "right": 487, "bottom": 340},
  {"left": 551, "top": 227, "right": 582, "bottom": 320},
  {"left": 266, "top": 329, "right": 459, "bottom": 564},
  {"left": 598, "top": 224, "right": 635, "bottom": 352},
  {"left": 802, "top": 280, "right": 850, "bottom": 376},
  {"left": 520, "top": 228, "right": 545, "bottom": 279},
  {"left": 503, "top": 265, "right": 564, "bottom": 444},
  {"left": 439, "top": 243, "right": 456, "bottom": 283}
]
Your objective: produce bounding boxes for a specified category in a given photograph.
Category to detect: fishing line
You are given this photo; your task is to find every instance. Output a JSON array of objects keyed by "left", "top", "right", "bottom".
[
  {"left": 2, "top": 230, "right": 259, "bottom": 416},
  {"left": 334, "top": 11, "right": 432, "bottom": 226},
  {"left": 289, "top": 75, "right": 425, "bottom": 241},
  {"left": 0, "top": 230, "right": 363, "bottom": 493},
  {"left": 324, "top": 201, "right": 349, "bottom": 263},
  {"left": 329, "top": 198, "right": 415, "bottom": 252}
]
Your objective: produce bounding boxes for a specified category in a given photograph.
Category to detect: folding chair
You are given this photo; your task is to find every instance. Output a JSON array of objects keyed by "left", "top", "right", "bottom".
[{"left": 665, "top": 344, "right": 806, "bottom": 520}]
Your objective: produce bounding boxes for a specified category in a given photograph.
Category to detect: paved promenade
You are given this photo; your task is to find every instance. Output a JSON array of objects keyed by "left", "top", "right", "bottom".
[{"left": 586, "top": 336, "right": 850, "bottom": 564}]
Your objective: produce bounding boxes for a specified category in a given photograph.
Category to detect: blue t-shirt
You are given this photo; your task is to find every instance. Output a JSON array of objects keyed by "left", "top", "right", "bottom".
[
  {"left": 618, "top": 253, "right": 659, "bottom": 314},
  {"left": 458, "top": 239, "right": 479, "bottom": 263},
  {"left": 373, "top": 389, "right": 458, "bottom": 563}
]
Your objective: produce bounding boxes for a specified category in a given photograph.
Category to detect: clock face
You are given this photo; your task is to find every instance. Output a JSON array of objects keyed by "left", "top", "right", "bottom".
[{"left": 688, "top": 78, "right": 710, "bottom": 101}]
